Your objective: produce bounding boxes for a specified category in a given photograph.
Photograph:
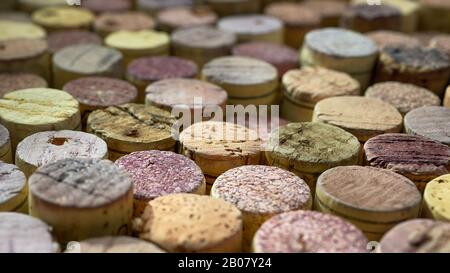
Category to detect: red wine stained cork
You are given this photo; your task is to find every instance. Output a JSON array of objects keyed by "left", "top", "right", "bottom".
[
  {"left": 0, "top": 88, "right": 81, "bottom": 153},
  {"left": 445, "top": 86, "right": 450, "bottom": 107},
  {"left": 232, "top": 42, "right": 298, "bottom": 76},
  {"left": 116, "top": 150, "right": 206, "bottom": 216},
  {"left": 423, "top": 174, "right": 450, "bottom": 222},
  {"left": 32, "top": 6, "right": 95, "bottom": 32},
  {"left": 340, "top": 4, "right": 402, "bottom": 33},
  {"left": 0, "top": 212, "right": 59, "bottom": 253},
  {"left": 264, "top": 2, "right": 320, "bottom": 48},
  {"left": 212, "top": 165, "right": 312, "bottom": 252},
  {"left": 145, "top": 78, "right": 227, "bottom": 121},
  {"left": 137, "top": 0, "right": 193, "bottom": 15},
  {"left": 65, "top": 236, "right": 166, "bottom": 253},
  {"left": 429, "top": 35, "right": 450, "bottom": 58},
  {"left": 94, "top": 12, "right": 155, "bottom": 38},
  {"left": 47, "top": 30, "right": 102, "bottom": 55},
  {"left": 156, "top": 6, "right": 218, "bottom": 33},
  {"left": 378, "top": 219, "right": 450, "bottom": 253},
  {"left": 0, "top": 12, "right": 32, "bottom": 23},
  {"left": 81, "top": 0, "right": 132, "bottom": 14},
  {"left": 367, "top": 30, "right": 421, "bottom": 49},
  {"left": 0, "top": 39, "right": 50, "bottom": 82},
  {"left": 16, "top": 130, "right": 109, "bottom": 177},
  {"left": 86, "top": 103, "right": 176, "bottom": 161},
  {"left": 404, "top": 106, "right": 450, "bottom": 146},
  {"left": 134, "top": 193, "right": 243, "bottom": 252},
  {"left": 127, "top": 56, "right": 198, "bottom": 103},
  {"left": 419, "top": 0, "right": 450, "bottom": 33},
  {"left": 0, "top": 163, "right": 27, "bottom": 213},
  {"left": 0, "top": 124, "right": 11, "bottom": 163},
  {"left": 52, "top": 44, "right": 123, "bottom": 89},
  {"left": 204, "top": 0, "right": 260, "bottom": 17},
  {"left": 0, "top": 20, "right": 46, "bottom": 41},
  {"left": 315, "top": 166, "right": 422, "bottom": 240},
  {"left": 0, "top": 73, "right": 47, "bottom": 98},
  {"left": 313, "top": 96, "right": 403, "bottom": 143},
  {"left": 217, "top": 15, "right": 283, "bottom": 44},
  {"left": 29, "top": 158, "right": 134, "bottom": 244},
  {"left": 303, "top": 0, "right": 347, "bottom": 27},
  {"left": 374, "top": 46, "right": 450, "bottom": 96},
  {"left": 18, "top": 0, "right": 67, "bottom": 13},
  {"left": 364, "top": 133, "right": 450, "bottom": 192},
  {"left": 253, "top": 211, "right": 368, "bottom": 253}
]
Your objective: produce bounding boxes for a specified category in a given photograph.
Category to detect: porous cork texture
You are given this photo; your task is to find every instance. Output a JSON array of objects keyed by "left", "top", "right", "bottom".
[
  {"left": 367, "top": 31, "right": 421, "bottom": 49},
  {"left": 0, "top": 38, "right": 47, "bottom": 60},
  {"left": 0, "top": 162, "right": 27, "bottom": 212},
  {"left": 340, "top": 4, "right": 402, "bottom": 32},
  {"left": 32, "top": 6, "right": 95, "bottom": 30},
  {"left": 47, "top": 30, "right": 102, "bottom": 54},
  {"left": 128, "top": 57, "right": 198, "bottom": 82},
  {"left": 171, "top": 26, "right": 236, "bottom": 50},
  {"left": 82, "top": 0, "right": 131, "bottom": 14},
  {"left": 404, "top": 106, "right": 450, "bottom": 146},
  {"left": 67, "top": 236, "right": 166, "bottom": 253},
  {"left": 0, "top": 73, "right": 47, "bottom": 97},
  {"left": 423, "top": 174, "right": 450, "bottom": 222}
]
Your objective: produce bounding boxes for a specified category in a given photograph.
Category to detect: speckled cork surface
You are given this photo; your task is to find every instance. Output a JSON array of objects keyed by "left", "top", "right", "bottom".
[
  {"left": 127, "top": 57, "right": 198, "bottom": 82},
  {"left": 0, "top": 73, "right": 47, "bottom": 97},
  {"left": 429, "top": 35, "right": 450, "bottom": 57},
  {"left": 157, "top": 6, "right": 217, "bottom": 31},
  {"left": 367, "top": 31, "right": 421, "bottom": 49},
  {"left": 423, "top": 174, "right": 450, "bottom": 221},
  {"left": 0, "top": 163, "right": 27, "bottom": 212},
  {"left": 67, "top": 236, "right": 166, "bottom": 253},
  {"left": 404, "top": 106, "right": 450, "bottom": 146},
  {"left": 47, "top": 30, "right": 102, "bottom": 54},
  {"left": 253, "top": 211, "right": 368, "bottom": 253},
  {"left": 94, "top": 12, "right": 155, "bottom": 37},
  {"left": 105, "top": 30, "right": 169, "bottom": 52},
  {"left": 0, "top": 124, "right": 9, "bottom": 152},
  {"left": 172, "top": 26, "right": 236, "bottom": 51}
]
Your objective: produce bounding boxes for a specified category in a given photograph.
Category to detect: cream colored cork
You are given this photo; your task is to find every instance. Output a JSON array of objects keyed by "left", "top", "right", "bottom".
[
  {"left": 423, "top": 174, "right": 450, "bottom": 222},
  {"left": 66, "top": 236, "right": 166, "bottom": 253},
  {"left": 0, "top": 20, "right": 46, "bottom": 41},
  {"left": 32, "top": 6, "right": 95, "bottom": 31},
  {"left": 0, "top": 163, "right": 27, "bottom": 213}
]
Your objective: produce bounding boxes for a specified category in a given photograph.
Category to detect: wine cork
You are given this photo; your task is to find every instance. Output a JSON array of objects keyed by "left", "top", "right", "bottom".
[
  {"left": 32, "top": 6, "right": 95, "bottom": 32},
  {"left": 374, "top": 46, "right": 450, "bottom": 96},
  {"left": 0, "top": 124, "right": 11, "bottom": 163},
  {"left": 212, "top": 165, "right": 312, "bottom": 252},
  {"left": 423, "top": 174, "right": 450, "bottom": 222},
  {"left": 52, "top": 44, "right": 123, "bottom": 89},
  {"left": 379, "top": 219, "right": 450, "bottom": 253},
  {"left": 116, "top": 150, "right": 206, "bottom": 216},
  {"left": 16, "top": 130, "right": 109, "bottom": 177},
  {"left": 0, "top": 212, "right": 59, "bottom": 253},
  {"left": 419, "top": 0, "right": 450, "bottom": 33},
  {"left": 367, "top": 30, "right": 421, "bottom": 49},
  {"left": 0, "top": 88, "right": 80, "bottom": 153},
  {"left": 94, "top": 12, "right": 155, "bottom": 38},
  {"left": 413, "top": 31, "right": 443, "bottom": 46},
  {"left": 0, "top": 20, "right": 46, "bottom": 41},
  {"left": 264, "top": 2, "right": 320, "bottom": 48},
  {"left": 404, "top": 106, "right": 450, "bottom": 146},
  {"left": 445, "top": 86, "right": 450, "bottom": 107},
  {"left": 0, "top": 163, "right": 27, "bottom": 213},
  {"left": 65, "top": 236, "right": 166, "bottom": 253},
  {"left": 315, "top": 166, "right": 422, "bottom": 240},
  {"left": 87, "top": 103, "right": 176, "bottom": 161},
  {"left": 156, "top": 6, "right": 217, "bottom": 33},
  {"left": 204, "top": 0, "right": 260, "bottom": 17},
  {"left": 253, "top": 211, "right": 368, "bottom": 253},
  {"left": 281, "top": 67, "right": 360, "bottom": 122},
  {"left": 340, "top": 4, "right": 402, "bottom": 33},
  {"left": 265, "top": 122, "right": 360, "bottom": 194},
  {"left": 126, "top": 57, "right": 198, "bottom": 103},
  {"left": 312, "top": 96, "right": 403, "bottom": 142},
  {"left": 18, "top": 0, "right": 66, "bottom": 13},
  {"left": 171, "top": 26, "right": 237, "bottom": 67},
  {"left": 81, "top": 0, "right": 132, "bottom": 14},
  {"left": 47, "top": 30, "right": 102, "bottom": 55},
  {"left": 0, "top": 0, "right": 16, "bottom": 10},
  {"left": 137, "top": 0, "right": 193, "bottom": 15},
  {"left": 29, "top": 159, "right": 133, "bottom": 244},
  {"left": 0, "top": 38, "right": 50, "bottom": 82},
  {"left": 300, "top": 28, "right": 378, "bottom": 90},
  {"left": 0, "top": 73, "right": 47, "bottom": 98},
  {"left": 134, "top": 193, "right": 243, "bottom": 253},
  {"left": 303, "top": 0, "right": 347, "bottom": 27},
  {"left": 232, "top": 41, "right": 298, "bottom": 76},
  {"left": 243, "top": 116, "right": 288, "bottom": 145},
  {"left": 217, "top": 15, "right": 283, "bottom": 44},
  {"left": 0, "top": 12, "right": 32, "bottom": 23},
  {"left": 429, "top": 35, "right": 450, "bottom": 58}
]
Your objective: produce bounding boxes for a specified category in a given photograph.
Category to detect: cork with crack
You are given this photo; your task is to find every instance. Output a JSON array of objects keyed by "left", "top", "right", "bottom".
[
  {"left": 404, "top": 106, "right": 450, "bottom": 146},
  {"left": 0, "top": 163, "right": 27, "bottom": 213}
]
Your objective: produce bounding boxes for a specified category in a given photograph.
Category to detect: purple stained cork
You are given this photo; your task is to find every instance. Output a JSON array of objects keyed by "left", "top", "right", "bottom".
[
  {"left": 81, "top": 0, "right": 131, "bottom": 14},
  {"left": 47, "top": 30, "right": 102, "bottom": 54},
  {"left": 127, "top": 56, "right": 198, "bottom": 82},
  {"left": 253, "top": 211, "right": 368, "bottom": 253},
  {"left": 0, "top": 73, "right": 47, "bottom": 97}
]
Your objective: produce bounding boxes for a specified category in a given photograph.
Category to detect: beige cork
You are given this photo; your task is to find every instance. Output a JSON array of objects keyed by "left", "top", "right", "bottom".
[{"left": 0, "top": 163, "right": 28, "bottom": 213}]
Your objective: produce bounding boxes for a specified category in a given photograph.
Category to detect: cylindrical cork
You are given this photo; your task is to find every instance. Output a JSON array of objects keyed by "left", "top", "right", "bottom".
[
  {"left": 116, "top": 150, "right": 206, "bottom": 216},
  {"left": 0, "top": 163, "right": 27, "bottom": 213},
  {"left": 137, "top": 0, "right": 193, "bottom": 15},
  {"left": 313, "top": 96, "right": 403, "bottom": 142},
  {"left": 212, "top": 165, "right": 312, "bottom": 252},
  {"left": 264, "top": 2, "right": 320, "bottom": 48},
  {"left": 127, "top": 57, "right": 198, "bottom": 103},
  {"left": 32, "top": 6, "right": 95, "bottom": 32},
  {"left": 81, "top": 0, "right": 132, "bottom": 14},
  {"left": 204, "top": 0, "right": 259, "bottom": 17},
  {"left": 429, "top": 35, "right": 450, "bottom": 58},
  {"left": 364, "top": 133, "right": 450, "bottom": 192},
  {"left": 243, "top": 116, "right": 288, "bottom": 145},
  {"left": 94, "top": 12, "right": 155, "bottom": 38},
  {"left": 65, "top": 236, "right": 166, "bottom": 253},
  {"left": 340, "top": 4, "right": 402, "bottom": 33},
  {"left": 0, "top": 73, "right": 47, "bottom": 98},
  {"left": 16, "top": 130, "right": 109, "bottom": 177},
  {"left": 217, "top": 15, "right": 283, "bottom": 44},
  {"left": 87, "top": 103, "right": 176, "bottom": 161},
  {"left": 0, "top": 88, "right": 81, "bottom": 153},
  {"left": 445, "top": 86, "right": 450, "bottom": 107},
  {"left": 315, "top": 166, "right": 422, "bottom": 240},
  {"left": 253, "top": 211, "right": 368, "bottom": 253},
  {"left": 52, "top": 44, "right": 123, "bottom": 89},
  {"left": 404, "top": 106, "right": 450, "bottom": 146},
  {"left": 0, "top": 124, "right": 12, "bottom": 163},
  {"left": 0, "top": 212, "right": 59, "bottom": 253},
  {"left": 281, "top": 67, "right": 360, "bottom": 122},
  {"left": 379, "top": 219, "right": 450, "bottom": 253},
  {"left": 18, "top": 0, "right": 67, "bottom": 13},
  {"left": 29, "top": 158, "right": 134, "bottom": 245},
  {"left": 156, "top": 6, "right": 218, "bottom": 33},
  {"left": 374, "top": 46, "right": 450, "bottom": 96},
  {"left": 303, "top": 0, "right": 347, "bottom": 27},
  {"left": 0, "top": 20, "right": 46, "bottom": 41},
  {"left": 134, "top": 193, "right": 243, "bottom": 253},
  {"left": 367, "top": 30, "right": 421, "bottom": 49},
  {"left": 0, "top": 12, "right": 32, "bottom": 23},
  {"left": 47, "top": 30, "right": 102, "bottom": 55},
  {"left": 423, "top": 174, "right": 450, "bottom": 222},
  {"left": 419, "top": 0, "right": 450, "bottom": 33}
]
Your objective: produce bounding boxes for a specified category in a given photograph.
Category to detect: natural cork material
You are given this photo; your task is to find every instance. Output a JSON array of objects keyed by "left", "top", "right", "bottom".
[
  {"left": 367, "top": 31, "right": 420, "bottom": 49},
  {"left": 156, "top": 6, "right": 218, "bottom": 32},
  {"left": 0, "top": 73, "right": 47, "bottom": 98},
  {"left": 0, "top": 124, "right": 11, "bottom": 163},
  {"left": 94, "top": 12, "right": 155, "bottom": 38},
  {"left": 66, "top": 236, "right": 165, "bottom": 253},
  {"left": 47, "top": 30, "right": 102, "bottom": 54},
  {"left": 0, "top": 163, "right": 27, "bottom": 213},
  {"left": 340, "top": 4, "right": 402, "bottom": 33},
  {"left": 404, "top": 106, "right": 450, "bottom": 146},
  {"left": 423, "top": 174, "right": 450, "bottom": 222},
  {"left": 0, "top": 20, "right": 46, "bottom": 41},
  {"left": 32, "top": 6, "right": 95, "bottom": 31}
]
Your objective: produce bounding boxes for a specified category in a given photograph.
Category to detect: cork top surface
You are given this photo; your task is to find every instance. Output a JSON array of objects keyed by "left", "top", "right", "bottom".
[
  {"left": 105, "top": 30, "right": 169, "bottom": 50},
  {"left": 16, "top": 130, "right": 108, "bottom": 168},
  {"left": 116, "top": 150, "right": 204, "bottom": 201},
  {"left": 0, "top": 73, "right": 47, "bottom": 97},
  {"left": 305, "top": 28, "right": 378, "bottom": 58},
  {"left": 138, "top": 0, "right": 193, "bottom": 10},
  {"left": 365, "top": 82, "right": 441, "bottom": 115},
  {"left": 53, "top": 44, "right": 123, "bottom": 74},
  {"left": 404, "top": 106, "right": 450, "bottom": 145},
  {"left": 264, "top": 2, "right": 320, "bottom": 26},
  {"left": 283, "top": 67, "right": 360, "bottom": 104},
  {"left": 0, "top": 124, "right": 9, "bottom": 147},
  {"left": 0, "top": 20, "right": 46, "bottom": 41},
  {"left": 253, "top": 211, "right": 368, "bottom": 253},
  {"left": 157, "top": 6, "right": 217, "bottom": 29},
  {"left": 0, "top": 38, "right": 47, "bottom": 61},
  {"left": 29, "top": 158, "right": 132, "bottom": 208},
  {"left": 218, "top": 15, "right": 283, "bottom": 35},
  {"left": 429, "top": 35, "right": 450, "bottom": 57},
  {"left": 367, "top": 31, "right": 421, "bottom": 49},
  {"left": 94, "top": 12, "right": 155, "bottom": 34},
  {"left": 82, "top": 0, "right": 131, "bottom": 14},
  {"left": 137, "top": 193, "right": 242, "bottom": 252},
  {"left": 171, "top": 26, "right": 236, "bottom": 49},
  {"left": 202, "top": 56, "right": 278, "bottom": 86},
  {"left": 127, "top": 57, "right": 198, "bottom": 82},
  {"left": 424, "top": 174, "right": 450, "bottom": 220},
  {"left": 47, "top": 30, "right": 102, "bottom": 54},
  {"left": 266, "top": 122, "right": 360, "bottom": 173},
  {"left": 0, "top": 88, "right": 79, "bottom": 126},
  {"left": 302, "top": 0, "right": 347, "bottom": 18},
  {"left": 344, "top": 4, "right": 401, "bottom": 20},
  {"left": 63, "top": 76, "right": 138, "bottom": 108},
  {"left": 0, "top": 163, "right": 26, "bottom": 205},
  {"left": 380, "top": 219, "right": 450, "bottom": 253},
  {"left": 212, "top": 165, "right": 310, "bottom": 214},
  {"left": 317, "top": 166, "right": 421, "bottom": 211},
  {"left": 0, "top": 212, "right": 58, "bottom": 253},
  {"left": 32, "top": 7, "right": 95, "bottom": 28},
  {"left": 71, "top": 236, "right": 166, "bottom": 253},
  {"left": 313, "top": 96, "right": 403, "bottom": 142}
]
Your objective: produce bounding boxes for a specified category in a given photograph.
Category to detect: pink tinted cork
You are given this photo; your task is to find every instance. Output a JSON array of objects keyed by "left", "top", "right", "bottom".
[
  {"left": 82, "top": 0, "right": 131, "bottom": 14},
  {"left": 0, "top": 73, "right": 47, "bottom": 97},
  {"left": 127, "top": 56, "right": 198, "bottom": 82},
  {"left": 47, "top": 30, "right": 102, "bottom": 54}
]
